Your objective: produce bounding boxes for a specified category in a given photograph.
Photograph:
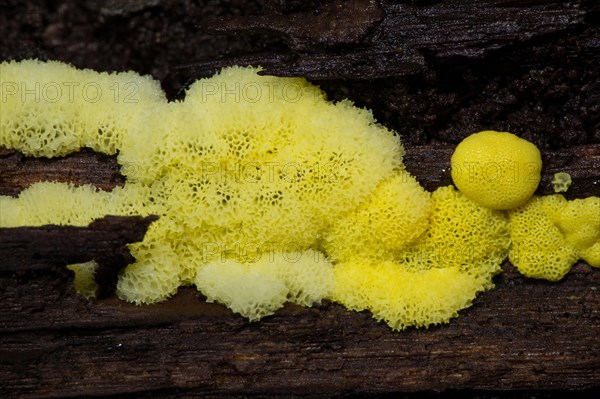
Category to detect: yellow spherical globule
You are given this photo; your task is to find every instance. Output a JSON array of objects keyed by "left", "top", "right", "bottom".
[{"left": 451, "top": 131, "right": 542, "bottom": 210}]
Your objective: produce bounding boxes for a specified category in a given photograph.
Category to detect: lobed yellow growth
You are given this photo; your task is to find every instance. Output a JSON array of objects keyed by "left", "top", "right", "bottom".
[
  {"left": 0, "top": 61, "right": 400, "bottom": 321},
  {"left": 196, "top": 260, "right": 288, "bottom": 321},
  {"left": 116, "top": 217, "right": 183, "bottom": 304},
  {"left": 451, "top": 131, "right": 541, "bottom": 210},
  {"left": 0, "top": 59, "right": 166, "bottom": 156},
  {"left": 332, "top": 186, "right": 510, "bottom": 330},
  {"left": 551, "top": 197, "right": 600, "bottom": 267},
  {"left": 579, "top": 243, "right": 600, "bottom": 268},
  {"left": 552, "top": 172, "right": 572, "bottom": 193},
  {"left": 2, "top": 60, "right": 597, "bottom": 330},
  {"left": 0, "top": 182, "right": 110, "bottom": 227},
  {"left": 509, "top": 196, "right": 580, "bottom": 281},
  {"left": 196, "top": 250, "right": 333, "bottom": 321},
  {"left": 407, "top": 185, "right": 510, "bottom": 273},
  {"left": 324, "top": 171, "right": 431, "bottom": 263},
  {"left": 67, "top": 261, "right": 99, "bottom": 300},
  {"left": 333, "top": 262, "right": 493, "bottom": 330},
  {"left": 0, "top": 182, "right": 164, "bottom": 227}
]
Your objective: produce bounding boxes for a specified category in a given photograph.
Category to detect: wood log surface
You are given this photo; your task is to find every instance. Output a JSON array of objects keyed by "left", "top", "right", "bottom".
[{"left": 1, "top": 0, "right": 599, "bottom": 397}]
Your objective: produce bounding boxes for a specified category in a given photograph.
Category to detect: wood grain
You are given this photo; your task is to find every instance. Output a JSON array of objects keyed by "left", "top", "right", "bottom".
[
  {"left": 0, "top": 215, "right": 158, "bottom": 297},
  {"left": 0, "top": 264, "right": 598, "bottom": 398}
]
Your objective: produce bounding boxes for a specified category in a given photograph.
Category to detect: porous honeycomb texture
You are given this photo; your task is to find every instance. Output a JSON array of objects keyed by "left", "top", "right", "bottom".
[
  {"left": 2, "top": 60, "right": 596, "bottom": 329},
  {"left": 332, "top": 186, "right": 510, "bottom": 330},
  {"left": 324, "top": 171, "right": 432, "bottom": 264},
  {"left": 509, "top": 195, "right": 600, "bottom": 280},
  {"left": 0, "top": 61, "right": 402, "bottom": 323},
  {"left": 0, "top": 59, "right": 166, "bottom": 156}
]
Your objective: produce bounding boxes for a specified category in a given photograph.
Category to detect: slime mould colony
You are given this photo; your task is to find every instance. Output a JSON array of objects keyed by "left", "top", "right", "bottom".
[{"left": 0, "top": 60, "right": 598, "bottom": 330}]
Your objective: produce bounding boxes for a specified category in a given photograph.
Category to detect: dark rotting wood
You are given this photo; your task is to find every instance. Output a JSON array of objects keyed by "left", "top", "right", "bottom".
[
  {"left": 0, "top": 263, "right": 598, "bottom": 398},
  {"left": 0, "top": 215, "right": 158, "bottom": 297},
  {"left": 200, "top": 0, "right": 588, "bottom": 79},
  {"left": 0, "top": 147, "right": 125, "bottom": 197}
]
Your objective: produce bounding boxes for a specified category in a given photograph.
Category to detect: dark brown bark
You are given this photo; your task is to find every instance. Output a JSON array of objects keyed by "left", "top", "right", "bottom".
[
  {"left": 0, "top": 215, "right": 158, "bottom": 297},
  {"left": 200, "top": 0, "right": 591, "bottom": 79},
  {"left": 1, "top": 0, "right": 599, "bottom": 397},
  {"left": 0, "top": 148, "right": 125, "bottom": 198},
  {"left": 0, "top": 264, "right": 599, "bottom": 398}
]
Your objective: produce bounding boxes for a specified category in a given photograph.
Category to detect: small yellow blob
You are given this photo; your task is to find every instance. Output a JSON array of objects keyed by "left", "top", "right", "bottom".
[
  {"left": 67, "top": 261, "right": 99, "bottom": 300},
  {"left": 552, "top": 172, "right": 572, "bottom": 193},
  {"left": 451, "top": 131, "right": 542, "bottom": 210}
]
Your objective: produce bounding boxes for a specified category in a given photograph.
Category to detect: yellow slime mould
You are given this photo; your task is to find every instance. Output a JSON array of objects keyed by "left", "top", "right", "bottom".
[
  {"left": 552, "top": 172, "right": 572, "bottom": 193},
  {"left": 0, "top": 60, "right": 597, "bottom": 329},
  {"left": 509, "top": 195, "right": 599, "bottom": 280},
  {"left": 551, "top": 196, "right": 600, "bottom": 268},
  {"left": 451, "top": 130, "right": 542, "bottom": 210}
]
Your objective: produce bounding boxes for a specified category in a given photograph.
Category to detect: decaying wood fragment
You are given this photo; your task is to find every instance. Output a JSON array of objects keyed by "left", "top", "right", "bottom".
[
  {"left": 0, "top": 215, "right": 158, "bottom": 296},
  {"left": 205, "top": 0, "right": 384, "bottom": 51},
  {"left": 196, "top": 0, "right": 587, "bottom": 79},
  {"left": 0, "top": 147, "right": 125, "bottom": 197}
]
